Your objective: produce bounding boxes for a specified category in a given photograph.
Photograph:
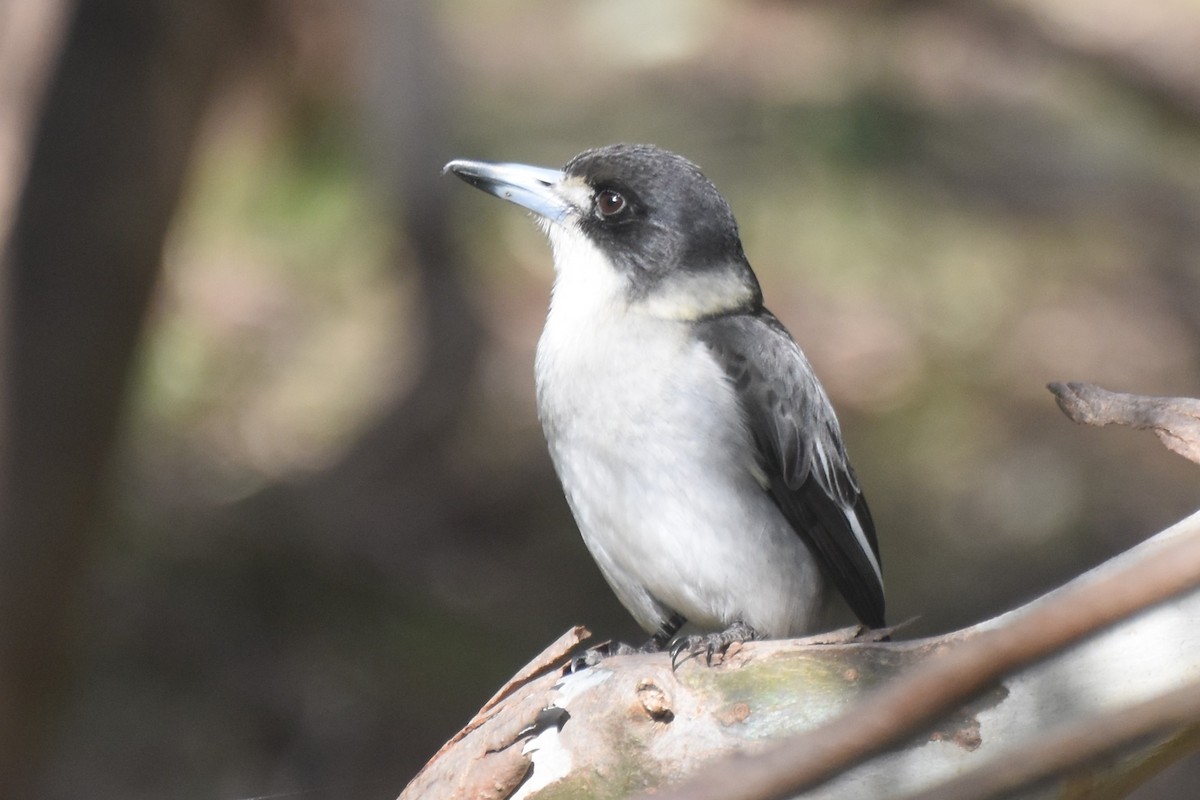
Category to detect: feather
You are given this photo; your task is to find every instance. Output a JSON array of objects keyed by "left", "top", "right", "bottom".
[{"left": 696, "top": 310, "right": 885, "bottom": 628}]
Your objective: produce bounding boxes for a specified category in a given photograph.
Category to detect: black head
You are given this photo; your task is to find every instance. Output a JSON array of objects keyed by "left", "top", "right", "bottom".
[
  {"left": 445, "top": 144, "right": 763, "bottom": 318},
  {"left": 565, "top": 145, "right": 749, "bottom": 273}
]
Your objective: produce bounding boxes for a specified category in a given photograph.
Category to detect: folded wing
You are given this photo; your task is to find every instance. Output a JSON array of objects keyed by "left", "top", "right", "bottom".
[{"left": 696, "top": 310, "right": 885, "bottom": 628}]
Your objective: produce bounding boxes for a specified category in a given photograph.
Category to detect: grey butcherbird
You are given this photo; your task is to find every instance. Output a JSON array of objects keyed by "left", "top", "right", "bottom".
[{"left": 445, "top": 144, "right": 884, "bottom": 661}]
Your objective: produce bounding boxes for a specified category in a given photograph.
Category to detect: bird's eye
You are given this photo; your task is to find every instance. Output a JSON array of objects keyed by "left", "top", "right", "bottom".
[{"left": 595, "top": 189, "right": 627, "bottom": 218}]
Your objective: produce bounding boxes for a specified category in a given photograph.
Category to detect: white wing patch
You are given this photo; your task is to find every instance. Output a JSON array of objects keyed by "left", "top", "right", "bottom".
[{"left": 844, "top": 503, "right": 883, "bottom": 587}]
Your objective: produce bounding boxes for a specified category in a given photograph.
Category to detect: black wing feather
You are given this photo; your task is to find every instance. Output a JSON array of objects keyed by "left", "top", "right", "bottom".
[{"left": 696, "top": 310, "right": 885, "bottom": 628}]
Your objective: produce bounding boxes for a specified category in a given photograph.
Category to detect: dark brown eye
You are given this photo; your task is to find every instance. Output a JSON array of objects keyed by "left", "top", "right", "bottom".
[{"left": 595, "top": 189, "right": 627, "bottom": 218}]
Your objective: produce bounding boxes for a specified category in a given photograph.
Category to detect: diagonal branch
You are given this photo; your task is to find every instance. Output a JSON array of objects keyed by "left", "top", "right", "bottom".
[
  {"left": 646, "top": 511, "right": 1200, "bottom": 800},
  {"left": 400, "top": 509, "right": 1200, "bottom": 800},
  {"left": 907, "top": 679, "right": 1200, "bottom": 800}
]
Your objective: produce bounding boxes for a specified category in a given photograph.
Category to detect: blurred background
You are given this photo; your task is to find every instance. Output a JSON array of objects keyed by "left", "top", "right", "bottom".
[{"left": 2, "top": 0, "right": 1199, "bottom": 798}]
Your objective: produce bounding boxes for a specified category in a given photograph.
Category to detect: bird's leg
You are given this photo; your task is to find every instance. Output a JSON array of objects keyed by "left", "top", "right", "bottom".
[
  {"left": 669, "top": 620, "right": 764, "bottom": 670},
  {"left": 642, "top": 612, "right": 688, "bottom": 652},
  {"left": 566, "top": 613, "right": 689, "bottom": 673}
]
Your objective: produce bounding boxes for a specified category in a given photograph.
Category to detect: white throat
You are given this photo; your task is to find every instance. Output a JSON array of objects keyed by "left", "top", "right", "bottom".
[{"left": 544, "top": 222, "right": 632, "bottom": 325}]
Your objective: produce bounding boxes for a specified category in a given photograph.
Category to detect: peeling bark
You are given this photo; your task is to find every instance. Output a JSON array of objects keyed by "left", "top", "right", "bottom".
[{"left": 400, "top": 510, "right": 1200, "bottom": 800}]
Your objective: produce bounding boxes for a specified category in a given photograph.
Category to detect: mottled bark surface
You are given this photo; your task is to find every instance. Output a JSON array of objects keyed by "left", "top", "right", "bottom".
[{"left": 402, "top": 510, "right": 1200, "bottom": 800}]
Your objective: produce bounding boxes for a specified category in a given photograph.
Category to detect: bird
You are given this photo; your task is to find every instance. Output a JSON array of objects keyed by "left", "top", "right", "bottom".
[{"left": 444, "top": 144, "right": 884, "bottom": 660}]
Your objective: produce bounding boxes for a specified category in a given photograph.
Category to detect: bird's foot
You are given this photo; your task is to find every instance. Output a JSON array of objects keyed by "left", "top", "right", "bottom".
[
  {"left": 669, "top": 620, "right": 763, "bottom": 670},
  {"left": 565, "top": 640, "right": 637, "bottom": 673},
  {"left": 568, "top": 612, "right": 695, "bottom": 671}
]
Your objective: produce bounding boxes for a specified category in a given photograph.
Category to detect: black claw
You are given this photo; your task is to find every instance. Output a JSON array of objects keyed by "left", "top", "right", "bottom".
[
  {"left": 667, "top": 621, "right": 763, "bottom": 671},
  {"left": 668, "top": 636, "right": 698, "bottom": 670}
]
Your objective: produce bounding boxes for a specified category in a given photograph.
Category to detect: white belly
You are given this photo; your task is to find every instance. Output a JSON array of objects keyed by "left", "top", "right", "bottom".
[{"left": 534, "top": 299, "right": 827, "bottom": 638}]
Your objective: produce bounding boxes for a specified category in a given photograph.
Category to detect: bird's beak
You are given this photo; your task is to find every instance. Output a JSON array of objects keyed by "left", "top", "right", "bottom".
[{"left": 443, "top": 159, "right": 571, "bottom": 224}]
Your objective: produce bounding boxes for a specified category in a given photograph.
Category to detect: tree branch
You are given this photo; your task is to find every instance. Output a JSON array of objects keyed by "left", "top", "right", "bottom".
[
  {"left": 400, "top": 509, "right": 1200, "bottom": 800},
  {"left": 908, "top": 680, "right": 1200, "bottom": 800},
  {"left": 648, "top": 509, "right": 1200, "bottom": 800},
  {"left": 1048, "top": 382, "right": 1200, "bottom": 465}
]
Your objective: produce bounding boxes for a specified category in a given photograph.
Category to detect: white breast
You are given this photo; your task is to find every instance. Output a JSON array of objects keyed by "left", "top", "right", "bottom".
[{"left": 533, "top": 229, "right": 827, "bottom": 637}]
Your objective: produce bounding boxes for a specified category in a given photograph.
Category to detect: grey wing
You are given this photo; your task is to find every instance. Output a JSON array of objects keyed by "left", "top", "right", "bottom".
[{"left": 696, "top": 310, "right": 885, "bottom": 628}]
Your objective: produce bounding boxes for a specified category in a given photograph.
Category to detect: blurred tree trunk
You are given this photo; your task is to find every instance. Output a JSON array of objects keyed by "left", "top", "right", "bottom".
[
  {"left": 0, "top": 1, "right": 259, "bottom": 795},
  {"left": 0, "top": 0, "right": 69, "bottom": 255}
]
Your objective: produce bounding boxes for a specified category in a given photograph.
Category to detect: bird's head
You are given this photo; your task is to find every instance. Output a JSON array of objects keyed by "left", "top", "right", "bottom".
[{"left": 445, "top": 144, "right": 762, "bottom": 320}]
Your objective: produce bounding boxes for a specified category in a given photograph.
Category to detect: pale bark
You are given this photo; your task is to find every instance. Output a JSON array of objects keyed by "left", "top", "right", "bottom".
[{"left": 399, "top": 509, "right": 1200, "bottom": 800}]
